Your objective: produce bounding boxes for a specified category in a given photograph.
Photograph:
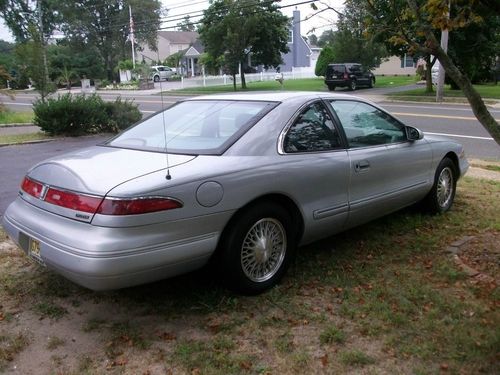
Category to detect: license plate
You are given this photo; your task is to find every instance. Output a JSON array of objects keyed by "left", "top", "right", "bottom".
[
  {"left": 332, "top": 75, "right": 337, "bottom": 79},
  {"left": 29, "top": 238, "right": 43, "bottom": 262}
]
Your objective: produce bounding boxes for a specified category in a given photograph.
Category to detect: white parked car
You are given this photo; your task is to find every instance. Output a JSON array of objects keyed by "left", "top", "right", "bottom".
[{"left": 151, "top": 65, "right": 176, "bottom": 82}]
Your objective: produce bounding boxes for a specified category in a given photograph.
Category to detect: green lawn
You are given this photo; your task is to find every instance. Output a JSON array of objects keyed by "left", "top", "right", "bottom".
[
  {"left": 164, "top": 75, "right": 418, "bottom": 95},
  {"left": 0, "top": 132, "right": 52, "bottom": 145},
  {"left": 388, "top": 83, "right": 500, "bottom": 99},
  {"left": 0, "top": 110, "right": 34, "bottom": 125}
]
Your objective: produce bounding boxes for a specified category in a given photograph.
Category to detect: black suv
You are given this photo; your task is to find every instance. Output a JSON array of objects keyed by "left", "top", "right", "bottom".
[{"left": 324, "top": 63, "right": 375, "bottom": 91}]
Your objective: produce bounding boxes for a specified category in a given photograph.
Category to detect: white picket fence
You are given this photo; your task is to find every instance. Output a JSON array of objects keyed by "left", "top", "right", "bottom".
[{"left": 181, "top": 67, "right": 317, "bottom": 89}]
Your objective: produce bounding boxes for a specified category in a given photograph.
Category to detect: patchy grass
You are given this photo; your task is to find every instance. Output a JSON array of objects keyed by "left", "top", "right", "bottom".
[
  {"left": 164, "top": 75, "right": 417, "bottom": 95},
  {"left": 46, "top": 336, "right": 65, "bottom": 350},
  {"left": 388, "top": 83, "right": 500, "bottom": 99},
  {"left": 0, "top": 110, "right": 33, "bottom": 125},
  {"left": 0, "top": 333, "right": 30, "bottom": 371},
  {"left": 0, "top": 132, "right": 53, "bottom": 145},
  {"left": 33, "top": 301, "right": 68, "bottom": 320},
  {"left": 0, "top": 177, "right": 498, "bottom": 373},
  {"left": 319, "top": 325, "right": 346, "bottom": 345},
  {"left": 339, "top": 350, "right": 375, "bottom": 366}
]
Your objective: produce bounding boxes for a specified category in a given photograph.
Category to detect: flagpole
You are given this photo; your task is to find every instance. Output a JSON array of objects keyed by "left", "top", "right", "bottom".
[{"left": 129, "top": 5, "right": 136, "bottom": 69}]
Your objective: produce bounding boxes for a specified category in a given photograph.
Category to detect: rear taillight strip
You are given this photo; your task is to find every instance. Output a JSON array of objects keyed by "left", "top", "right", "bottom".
[
  {"left": 20, "top": 176, "right": 182, "bottom": 215},
  {"left": 97, "top": 196, "right": 183, "bottom": 215}
]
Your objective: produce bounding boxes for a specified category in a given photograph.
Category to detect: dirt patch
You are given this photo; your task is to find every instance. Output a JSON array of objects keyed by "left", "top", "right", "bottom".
[{"left": 458, "top": 231, "right": 499, "bottom": 282}]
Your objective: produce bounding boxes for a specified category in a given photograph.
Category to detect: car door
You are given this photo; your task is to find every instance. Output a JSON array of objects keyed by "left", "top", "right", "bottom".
[
  {"left": 326, "top": 99, "right": 433, "bottom": 227},
  {"left": 280, "top": 101, "right": 350, "bottom": 243}
]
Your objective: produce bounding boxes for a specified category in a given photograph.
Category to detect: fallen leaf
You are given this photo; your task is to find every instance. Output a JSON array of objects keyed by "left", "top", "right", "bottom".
[
  {"left": 440, "top": 363, "right": 449, "bottom": 370},
  {"left": 320, "top": 354, "right": 328, "bottom": 367}
]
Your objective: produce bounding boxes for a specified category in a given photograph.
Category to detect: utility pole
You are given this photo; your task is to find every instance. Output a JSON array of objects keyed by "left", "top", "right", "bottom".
[
  {"left": 436, "top": 1, "right": 450, "bottom": 102},
  {"left": 129, "top": 5, "right": 136, "bottom": 69},
  {"left": 37, "top": 0, "right": 50, "bottom": 102}
]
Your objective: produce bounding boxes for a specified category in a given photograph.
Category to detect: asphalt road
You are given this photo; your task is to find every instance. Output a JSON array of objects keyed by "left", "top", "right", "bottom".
[{"left": 1, "top": 89, "right": 499, "bottom": 217}]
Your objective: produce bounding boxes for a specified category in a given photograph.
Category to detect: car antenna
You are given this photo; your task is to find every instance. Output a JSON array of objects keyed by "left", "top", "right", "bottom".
[{"left": 156, "top": 50, "right": 172, "bottom": 180}]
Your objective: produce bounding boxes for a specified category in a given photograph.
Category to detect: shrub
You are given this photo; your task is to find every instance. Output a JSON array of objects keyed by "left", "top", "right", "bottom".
[
  {"left": 33, "top": 94, "right": 142, "bottom": 135},
  {"left": 315, "top": 45, "right": 335, "bottom": 77},
  {"left": 34, "top": 94, "right": 108, "bottom": 136},
  {"left": 104, "top": 98, "right": 142, "bottom": 131}
]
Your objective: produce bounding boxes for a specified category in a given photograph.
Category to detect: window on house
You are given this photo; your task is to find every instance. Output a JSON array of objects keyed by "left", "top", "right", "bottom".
[
  {"left": 288, "top": 23, "right": 293, "bottom": 43},
  {"left": 400, "top": 54, "right": 415, "bottom": 68}
]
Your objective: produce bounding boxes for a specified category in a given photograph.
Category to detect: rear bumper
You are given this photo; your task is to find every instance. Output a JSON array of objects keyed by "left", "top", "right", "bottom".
[
  {"left": 324, "top": 79, "right": 350, "bottom": 87},
  {"left": 2, "top": 197, "right": 232, "bottom": 290}
]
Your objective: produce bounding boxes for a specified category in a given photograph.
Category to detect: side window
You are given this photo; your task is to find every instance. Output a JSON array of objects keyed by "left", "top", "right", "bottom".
[
  {"left": 284, "top": 102, "right": 342, "bottom": 153},
  {"left": 328, "top": 100, "right": 406, "bottom": 148}
]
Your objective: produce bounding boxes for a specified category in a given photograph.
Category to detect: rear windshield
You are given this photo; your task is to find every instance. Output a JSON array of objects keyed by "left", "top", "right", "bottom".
[
  {"left": 327, "top": 65, "right": 346, "bottom": 74},
  {"left": 106, "top": 100, "right": 276, "bottom": 155}
]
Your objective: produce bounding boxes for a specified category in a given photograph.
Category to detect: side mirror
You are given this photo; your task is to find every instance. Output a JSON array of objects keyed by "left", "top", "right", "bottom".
[{"left": 406, "top": 126, "right": 424, "bottom": 141}]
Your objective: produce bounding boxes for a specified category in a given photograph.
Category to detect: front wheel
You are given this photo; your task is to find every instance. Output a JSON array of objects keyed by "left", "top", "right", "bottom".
[
  {"left": 423, "top": 158, "right": 457, "bottom": 214},
  {"left": 218, "top": 203, "right": 295, "bottom": 295},
  {"left": 153, "top": 75, "right": 160, "bottom": 82}
]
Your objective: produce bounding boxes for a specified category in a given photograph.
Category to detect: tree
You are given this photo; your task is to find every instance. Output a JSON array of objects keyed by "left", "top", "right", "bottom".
[
  {"left": 315, "top": 45, "right": 335, "bottom": 76},
  {"left": 176, "top": 15, "right": 196, "bottom": 31},
  {"left": 57, "top": 0, "right": 162, "bottom": 80},
  {"left": 199, "top": 0, "right": 290, "bottom": 90},
  {"left": 327, "top": 0, "right": 388, "bottom": 69},
  {"left": 363, "top": 0, "right": 499, "bottom": 145},
  {"left": 308, "top": 33, "right": 318, "bottom": 45}
]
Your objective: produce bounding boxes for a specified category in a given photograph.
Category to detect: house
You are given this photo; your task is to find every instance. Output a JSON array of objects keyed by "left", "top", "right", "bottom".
[
  {"left": 279, "top": 9, "right": 313, "bottom": 72},
  {"left": 373, "top": 54, "right": 419, "bottom": 75},
  {"left": 181, "top": 40, "right": 205, "bottom": 77},
  {"left": 138, "top": 31, "right": 198, "bottom": 64}
]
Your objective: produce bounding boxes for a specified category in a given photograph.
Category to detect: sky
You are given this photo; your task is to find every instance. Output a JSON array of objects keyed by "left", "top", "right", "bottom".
[{"left": 0, "top": 0, "right": 343, "bottom": 43}]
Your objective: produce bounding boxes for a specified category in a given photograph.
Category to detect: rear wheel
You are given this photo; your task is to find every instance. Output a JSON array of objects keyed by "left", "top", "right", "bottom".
[
  {"left": 218, "top": 202, "right": 295, "bottom": 295},
  {"left": 423, "top": 158, "right": 457, "bottom": 214},
  {"left": 349, "top": 80, "right": 356, "bottom": 91},
  {"left": 368, "top": 77, "right": 374, "bottom": 88},
  {"left": 327, "top": 84, "right": 336, "bottom": 91}
]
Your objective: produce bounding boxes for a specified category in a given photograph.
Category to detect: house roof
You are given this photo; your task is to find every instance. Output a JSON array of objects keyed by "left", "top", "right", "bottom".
[{"left": 158, "top": 31, "right": 199, "bottom": 44}]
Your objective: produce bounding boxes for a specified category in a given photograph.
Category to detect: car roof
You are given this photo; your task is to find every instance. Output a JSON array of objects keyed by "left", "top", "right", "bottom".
[{"left": 191, "top": 91, "right": 363, "bottom": 103}]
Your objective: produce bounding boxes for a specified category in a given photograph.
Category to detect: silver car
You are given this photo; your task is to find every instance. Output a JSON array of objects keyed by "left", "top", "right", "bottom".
[{"left": 2, "top": 92, "right": 468, "bottom": 294}]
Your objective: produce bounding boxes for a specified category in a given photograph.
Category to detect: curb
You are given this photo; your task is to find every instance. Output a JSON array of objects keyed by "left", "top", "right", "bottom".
[
  {"left": 0, "top": 123, "right": 35, "bottom": 128},
  {"left": 0, "top": 139, "right": 56, "bottom": 148},
  {"left": 445, "top": 236, "right": 496, "bottom": 283}
]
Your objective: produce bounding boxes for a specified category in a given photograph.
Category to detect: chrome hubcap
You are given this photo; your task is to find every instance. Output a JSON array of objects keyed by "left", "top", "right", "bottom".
[
  {"left": 437, "top": 167, "right": 453, "bottom": 208},
  {"left": 241, "top": 218, "right": 286, "bottom": 282}
]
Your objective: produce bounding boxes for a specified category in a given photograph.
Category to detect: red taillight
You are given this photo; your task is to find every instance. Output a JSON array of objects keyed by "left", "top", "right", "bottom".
[
  {"left": 21, "top": 177, "right": 44, "bottom": 199},
  {"left": 344, "top": 73, "right": 349, "bottom": 79},
  {"left": 97, "top": 197, "right": 183, "bottom": 215},
  {"left": 45, "top": 187, "right": 103, "bottom": 213}
]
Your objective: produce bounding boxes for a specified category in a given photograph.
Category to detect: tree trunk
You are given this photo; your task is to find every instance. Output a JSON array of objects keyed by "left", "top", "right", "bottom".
[
  {"left": 426, "top": 32, "right": 500, "bottom": 145},
  {"left": 241, "top": 70, "right": 247, "bottom": 89},
  {"left": 424, "top": 55, "right": 433, "bottom": 93},
  {"left": 232, "top": 73, "right": 236, "bottom": 91}
]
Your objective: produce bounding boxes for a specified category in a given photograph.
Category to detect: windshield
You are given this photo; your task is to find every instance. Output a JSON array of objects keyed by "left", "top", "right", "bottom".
[{"left": 106, "top": 100, "right": 276, "bottom": 155}]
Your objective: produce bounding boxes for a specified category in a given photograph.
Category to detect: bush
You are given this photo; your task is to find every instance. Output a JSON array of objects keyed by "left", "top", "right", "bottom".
[
  {"left": 33, "top": 94, "right": 142, "bottom": 135},
  {"left": 104, "top": 98, "right": 142, "bottom": 131},
  {"left": 315, "top": 46, "right": 335, "bottom": 77}
]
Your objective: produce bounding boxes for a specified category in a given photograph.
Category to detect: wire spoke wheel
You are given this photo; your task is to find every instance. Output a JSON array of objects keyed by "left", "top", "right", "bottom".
[
  {"left": 437, "top": 166, "right": 454, "bottom": 208},
  {"left": 240, "top": 218, "right": 287, "bottom": 283}
]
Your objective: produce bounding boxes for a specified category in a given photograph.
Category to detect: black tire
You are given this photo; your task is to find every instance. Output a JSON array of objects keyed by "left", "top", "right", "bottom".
[
  {"left": 153, "top": 75, "right": 160, "bottom": 82},
  {"left": 349, "top": 80, "right": 356, "bottom": 91},
  {"left": 368, "top": 77, "right": 374, "bottom": 88},
  {"left": 327, "top": 84, "right": 336, "bottom": 91},
  {"left": 422, "top": 158, "right": 457, "bottom": 214},
  {"left": 218, "top": 202, "right": 295, "bottom": 295}
]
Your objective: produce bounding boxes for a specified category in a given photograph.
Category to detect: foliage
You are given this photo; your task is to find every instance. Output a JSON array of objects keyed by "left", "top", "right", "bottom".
[
  {"left": 328, "top": 0, "right": 387, "bottom": 69},
  {"left": 15, "top": 25, "right": 56, "bottom": 100},
  {"left": 362, "top": 0, "right": 500, "bottom": 144},
  {"left": 117, "top": 59, "right": 134, "bottom": 71},
  {"left": 315, "top": 46, "right": 335, "bottom": 77},
  {"left": 33, "top": 94, "right": 141, "bottom": 135},
  {"left": 199, "top": 0, "right": 290, "bottom": 89},
  {"left": 176, "top": 15, "right": 196, "bottom": 31},
  {"left": 164, "top": 51, "right": 184, "bottom": 70},
  {"left": 104, "top": 97, "right": 142, "bottom": 131}
]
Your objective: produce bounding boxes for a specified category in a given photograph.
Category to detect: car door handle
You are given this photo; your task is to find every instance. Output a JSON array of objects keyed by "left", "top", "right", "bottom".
[{"left": 354, "top": 160, "right": 370, "bottom": 172}]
